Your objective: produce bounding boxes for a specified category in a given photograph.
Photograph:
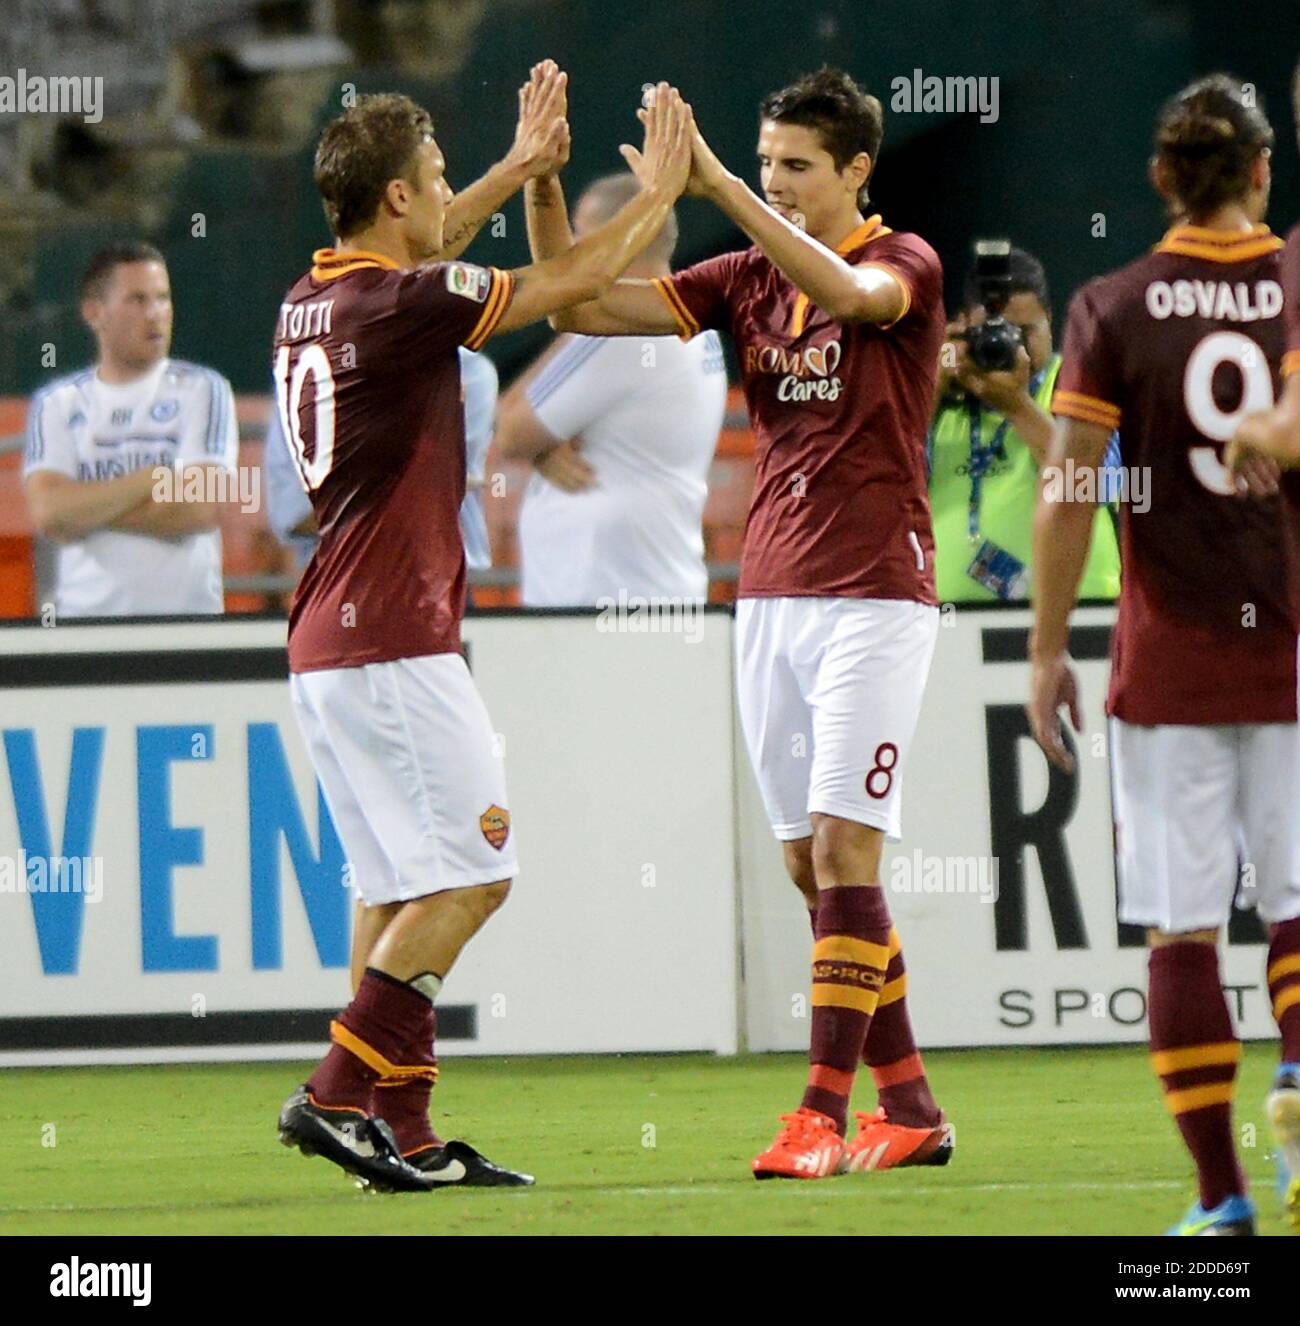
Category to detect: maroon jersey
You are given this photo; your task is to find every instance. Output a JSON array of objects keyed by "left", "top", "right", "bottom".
[
  {"left": 1054, "top": 223, "right": 1300, "bottom": 724},
  {"left": 655, "top": 216, "right": 944, "bottom": 602},
  {"left": 273, "top": 249, "right": 513, "bottom": 672}
]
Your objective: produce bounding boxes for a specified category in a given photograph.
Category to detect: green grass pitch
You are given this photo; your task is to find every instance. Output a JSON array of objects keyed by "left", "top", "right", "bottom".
[{"left": 0, "top": 1045, "right": 1291, "bottom": 1236}]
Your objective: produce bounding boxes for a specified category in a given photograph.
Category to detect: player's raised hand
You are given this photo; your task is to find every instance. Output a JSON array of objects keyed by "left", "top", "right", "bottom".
[
  {"left": 617, "top": 140, "right": 651, "bottom": 188},
  {"left": 635, "top": 83, "right": 693, "bottom": 199},
  {"left": 627, "top": 94, "right": 723, "bottom": 199},
  {"left": 510, "top": 60, "right": 571, "bottom": 180},
  {"left": 1027, "top": 653, "right": 1082, "bottom": 774},
  {"left": 686, "top": 112, "right": 729, "bottom": 198}
]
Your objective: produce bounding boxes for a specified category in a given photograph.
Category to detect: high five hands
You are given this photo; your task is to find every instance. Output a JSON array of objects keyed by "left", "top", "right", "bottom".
[
  {"left": 511, "top": 60, "right": 571, "bottom": 181},
  {"left": 620, "top": 85, "right": 728, "bottom": 200}
]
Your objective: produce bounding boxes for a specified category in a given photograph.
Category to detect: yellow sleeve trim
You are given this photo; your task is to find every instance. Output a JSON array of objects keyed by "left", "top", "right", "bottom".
[
  {"left": 462, "top": 268, "right": 514, "bottom": 351},
  {"left": 1053, "top": 389, "right": 1121, "bottom": 429},
  {"left": 652, "top": 277, "right": 699, "bottom": 341},
  {"left": 858, "top": 260, "right": 911, "bottom": 329}
]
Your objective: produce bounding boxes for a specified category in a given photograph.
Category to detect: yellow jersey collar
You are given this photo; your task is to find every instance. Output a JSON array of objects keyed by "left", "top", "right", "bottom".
[
  {"left": 832, "top": 214, "right": 890, "bottom": 255},
  {"left": 310, "top": 247, "right": 402, "bottom": 281},
  {"left": 1154, "top": 223, "right": 1281, "bottom": 262}
]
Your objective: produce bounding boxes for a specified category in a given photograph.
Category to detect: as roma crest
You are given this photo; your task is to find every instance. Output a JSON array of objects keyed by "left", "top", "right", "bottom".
[{"left": 479, "top": 804, "right": 510, "bottom": 851}]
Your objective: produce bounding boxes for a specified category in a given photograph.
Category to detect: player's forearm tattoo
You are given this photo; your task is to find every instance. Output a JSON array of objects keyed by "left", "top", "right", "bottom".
[{"left": 440, "top": 213, "right": 491, "bottom": 249}]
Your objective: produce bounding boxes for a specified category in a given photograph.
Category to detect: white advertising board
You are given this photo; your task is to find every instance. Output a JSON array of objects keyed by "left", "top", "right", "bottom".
[
  {"left": 1, "top": 603, "right": 1277, "bottom": 1066},
  {"left": 0, "top": 613, "right": 740, "bottom": 1065}
]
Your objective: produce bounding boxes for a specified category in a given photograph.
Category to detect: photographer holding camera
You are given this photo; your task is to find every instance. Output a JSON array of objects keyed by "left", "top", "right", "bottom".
[{"left": 928, "top": 242, "right": 1120, "bottom": 603}]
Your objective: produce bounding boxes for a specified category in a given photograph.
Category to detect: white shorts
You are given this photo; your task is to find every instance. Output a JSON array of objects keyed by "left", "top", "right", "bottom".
[
  {"left": 1111, "top": 717, "right": 1300, "bottom": 932},
  {"left": 289, "top": 652, "right": 518, "bottom": 907},
  {"left": 735, "top": 596, "right": 939, "bottom": 842}
]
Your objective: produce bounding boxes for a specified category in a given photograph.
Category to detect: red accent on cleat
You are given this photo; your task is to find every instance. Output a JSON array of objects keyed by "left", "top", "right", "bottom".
[
  {"left": 751, "top": 1107, "right": 847, "bottom": 1180},
  {"left": 844, "top": 1107, "right": 954, "bottom": 1171}
]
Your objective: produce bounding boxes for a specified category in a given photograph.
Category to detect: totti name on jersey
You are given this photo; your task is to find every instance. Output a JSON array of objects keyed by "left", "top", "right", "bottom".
[{"left": 277, "top": 299, "right": 335, "bottom": 342}]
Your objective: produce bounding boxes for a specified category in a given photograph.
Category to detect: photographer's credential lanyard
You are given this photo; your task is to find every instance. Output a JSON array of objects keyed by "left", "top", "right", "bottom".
[{"left": 966, "top": 366, "right": 1046, "bottom": 542}]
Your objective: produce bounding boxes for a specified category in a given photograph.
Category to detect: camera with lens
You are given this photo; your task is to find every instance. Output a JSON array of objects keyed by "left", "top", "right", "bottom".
[{"left": 960, "top": 239, "right": 1024, "bottom": 373}]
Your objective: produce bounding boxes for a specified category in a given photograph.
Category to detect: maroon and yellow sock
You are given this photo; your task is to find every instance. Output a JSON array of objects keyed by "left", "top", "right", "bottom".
[
  {"left": 1267, "top": 917, "right": 1300, "bottom": 1062},
  {"left": 1148, "top": 943, "right": 1246, "bottom": 1210},
  {"left": 307, "top": 967, "right": 438, "bottom": 1113},
  {"left": 373, "top": 1001, "right": 443, "bottom": 1156},
  {"left": 863, "top": 928, "right": 941, "bottom": 1128},
  {"left": 801, "top": 886, "right": 891, "bottom": 1135}
]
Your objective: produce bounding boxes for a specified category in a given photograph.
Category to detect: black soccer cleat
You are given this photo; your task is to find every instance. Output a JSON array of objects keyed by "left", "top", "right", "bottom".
[
  {"left": 403, "top": 1138, "right": 535, "bottom": 1187},
  {"left": 278, "top": 1084, "right": 441, "bottom": 1193}
]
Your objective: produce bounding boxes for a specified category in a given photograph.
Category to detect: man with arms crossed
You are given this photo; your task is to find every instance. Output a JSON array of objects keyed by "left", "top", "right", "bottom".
[
  {"left": 24, "top": 242, "right": 237, "bottom": 617},
  {"left": 274, "top": 66, "right": 693, "bottom": 1191},
  {"left": 528, "top": 67, "right": 952, "bottom": 1179}
]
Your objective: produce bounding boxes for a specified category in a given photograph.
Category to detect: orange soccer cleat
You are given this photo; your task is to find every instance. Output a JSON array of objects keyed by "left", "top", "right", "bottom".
[
  {"left": 751, "top": 1107, "right": 847, "bottom": 1180},
  {"left": 843, "top": 1107, "right": 955, "bottom": 1172}
]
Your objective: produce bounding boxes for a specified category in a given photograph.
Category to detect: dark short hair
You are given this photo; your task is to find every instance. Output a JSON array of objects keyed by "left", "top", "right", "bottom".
[
  {"left": 1154, "top": 74, "right": 1273, "bottom": 221},
  {"left": 80, "top": 242, "right": 166, "bottom": 301},
  {"left": 760, "top": 67, "right": 884, "bottom": 207},
  {"left": 314, "top": 93, "right": 435, "bottom": 239},
  {"left": 963, "top": 247, "right": 1051, "bottom": 316}
]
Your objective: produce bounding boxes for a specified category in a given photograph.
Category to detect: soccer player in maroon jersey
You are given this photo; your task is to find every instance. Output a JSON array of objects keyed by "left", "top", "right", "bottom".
[
  {"left": 526, "top": 67, "right": 953, "bottom": 1180},
  {"left": 274, "top": 67, "right": 695, "bottom": 1191},
  {"left": 1232, "top": 63, "right": 1300, "bottom": 471},
  {"left": 1029, "top": 75, "right": 1300, "bottom": 1235}
]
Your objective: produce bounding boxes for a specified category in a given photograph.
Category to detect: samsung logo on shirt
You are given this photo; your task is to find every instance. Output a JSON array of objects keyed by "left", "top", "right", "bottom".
[{"left": 79, "top": 451, "right": 175, "bottom": 481}]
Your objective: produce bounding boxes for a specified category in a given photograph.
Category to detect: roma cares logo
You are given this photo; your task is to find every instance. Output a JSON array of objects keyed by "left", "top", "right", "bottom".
[
  {"left": 479, "top": 804, "right": 510, "bottom": 851},
  {"left": 802, "top": 340, "right": 842, "bottom": 378},
  {"left": 779, "top": 338, "right": 845, "bottom": 402},
  {"left": 743, "top": 339, "right": 845, "bottom": 401}
]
